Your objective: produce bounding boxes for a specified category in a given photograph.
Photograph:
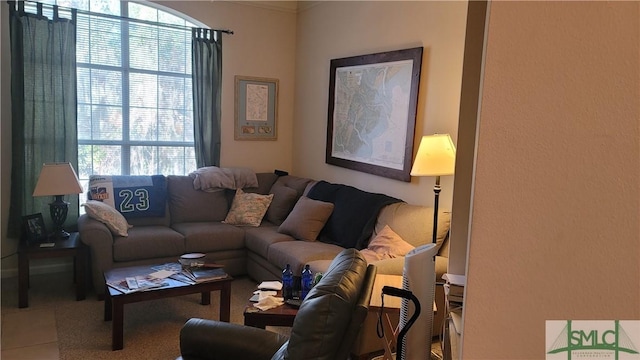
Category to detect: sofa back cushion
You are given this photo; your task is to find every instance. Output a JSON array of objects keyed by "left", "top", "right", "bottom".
[
  {"left": 167, "top": 176, "right": 229, "bottom": 223},
  {"left": 265, "top": 175, "right": 314, "bottom": 225},
  {"left": 126, "top": 203, "right": 171, "bottom": 227},
  {"left": 243, "top": 172, "right": 279, "bottom": 195},
  {"left": 374, "top": 202, "right": 451, "bottom": 250}
]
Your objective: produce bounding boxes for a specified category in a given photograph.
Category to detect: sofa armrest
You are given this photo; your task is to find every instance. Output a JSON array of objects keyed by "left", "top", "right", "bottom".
[
  {"left": 178, "top": 318, "right": 288, "bottom": 360},
  {"left": 78, "top": 214, "right": 116, "bottom": 296}
]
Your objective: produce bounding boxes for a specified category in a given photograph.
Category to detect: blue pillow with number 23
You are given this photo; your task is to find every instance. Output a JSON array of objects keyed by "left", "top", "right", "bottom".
[{"left": 88, "top": 175, "right": 166, "bottom": 219}]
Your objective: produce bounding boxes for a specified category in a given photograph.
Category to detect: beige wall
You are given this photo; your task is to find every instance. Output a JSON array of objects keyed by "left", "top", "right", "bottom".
[
  {"left": 158, "top": 1, "right": 297, "bottom": 173},
  {"left": 462, "top": 2, "right": 640, "bottom": 358},
  {"left": 294, "top": 1, "right": 467, "bottom": 207}
]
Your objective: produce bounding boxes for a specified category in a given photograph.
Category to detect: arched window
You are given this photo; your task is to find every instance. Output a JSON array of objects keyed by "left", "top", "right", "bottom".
[{"left": 35, "top": 0, "right": 202, "bottom": 186}]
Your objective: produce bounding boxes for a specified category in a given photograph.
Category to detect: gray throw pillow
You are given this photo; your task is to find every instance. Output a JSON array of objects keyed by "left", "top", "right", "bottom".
[
  {"left": 266, "top": 185, "right": 299, "bottom": 225},
  {"left": 278, "top": 196, "right": 334, "bottom": 241}
]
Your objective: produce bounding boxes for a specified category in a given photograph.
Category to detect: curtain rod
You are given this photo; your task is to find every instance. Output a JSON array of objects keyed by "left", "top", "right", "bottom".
[{"left": 10, "top": 0, "right": 234, "bottom": 35}]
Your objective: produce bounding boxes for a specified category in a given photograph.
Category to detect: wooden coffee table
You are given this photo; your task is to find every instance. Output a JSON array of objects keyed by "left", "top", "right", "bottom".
[{"left": 104, "top": 264, "right": 232, "bottom": 350}]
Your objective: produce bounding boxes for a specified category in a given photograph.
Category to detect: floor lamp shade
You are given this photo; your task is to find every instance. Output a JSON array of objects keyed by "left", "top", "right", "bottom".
[
  {"left": 410, "top": 134, "right": 456, "bottom": 177},
  {"left": 32, "top": 163, "right": 83, "bottom": 238},
  {"left": 410, "top": 134, "right": 456, "bottom": 244}
]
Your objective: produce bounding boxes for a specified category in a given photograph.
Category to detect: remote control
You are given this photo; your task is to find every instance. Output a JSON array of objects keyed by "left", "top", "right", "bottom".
[{"left": 125, "top": 277, "right": 138, "bottom": 289}]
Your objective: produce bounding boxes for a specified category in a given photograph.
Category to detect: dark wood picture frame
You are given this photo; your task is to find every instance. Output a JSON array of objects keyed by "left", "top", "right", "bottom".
[
  {"left": 22, "top": 213, "right": 48, "bottom": 244},
  {"left": 326, "top": 47, "right": 423, "bottom": 182}
]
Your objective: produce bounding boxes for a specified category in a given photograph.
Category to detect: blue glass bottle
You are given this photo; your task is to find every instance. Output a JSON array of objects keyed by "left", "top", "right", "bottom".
[
  {"left": 282, "top": 264, "right": 294, "bottom": 300},
  {"left": 301, "top": 264, "right": 313, "bottom": 300}
]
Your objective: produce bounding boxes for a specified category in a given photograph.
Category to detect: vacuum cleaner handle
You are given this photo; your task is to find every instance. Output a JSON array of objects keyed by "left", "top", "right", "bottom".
[
  {"left": 382, "top": 286, "right": 413, "bottom": 299},
  {"left": 381, "top": 286, "right": 422, "bottom": 360}
]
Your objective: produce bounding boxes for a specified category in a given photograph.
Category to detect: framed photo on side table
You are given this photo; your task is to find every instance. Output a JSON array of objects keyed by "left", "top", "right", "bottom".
[
  {"left": 326, "top": 47, "right": 423, "bottom": 182},
  {"left": 22, "top": 213, "right": 48, "bottom": 244},
  {"left": 234, "top": 76, "right": 279, "bottom": 141}
]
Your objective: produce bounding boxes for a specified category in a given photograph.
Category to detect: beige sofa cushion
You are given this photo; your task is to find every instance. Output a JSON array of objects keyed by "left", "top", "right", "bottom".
[
  {"left": 245, "top": 226, "right": 293, "bottom": 258},
  {"left": 172, "top": 222, "right": 246, "bottom": 253},
  {"left": 113, "top": 225, "right": 184, "bottom": 261},
  {"left": 268, "top": 240, "right": 344, "bottom": 275}
]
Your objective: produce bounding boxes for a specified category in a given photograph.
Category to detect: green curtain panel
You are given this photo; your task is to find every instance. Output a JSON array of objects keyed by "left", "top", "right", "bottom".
[
  {"left": 192, "top": 28, "right": 222, "bottom": 168},
  {"left": 8, "top": 2, "right": 79, "bottom": 238}
]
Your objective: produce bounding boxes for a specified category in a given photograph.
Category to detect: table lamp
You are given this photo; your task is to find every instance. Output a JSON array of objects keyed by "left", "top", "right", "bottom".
[
  {"left": 410, "top": 134, "right": 456, "bottom": 244},
  {"left": 32, "top": 162, "right": 83, "bottom": 239}
]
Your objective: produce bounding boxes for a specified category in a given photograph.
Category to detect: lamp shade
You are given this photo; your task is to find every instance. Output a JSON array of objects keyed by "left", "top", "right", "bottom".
[
  {"left": 410, "top": 134, "right": 456, "bottom": 177},
  {"left": 32, "top": 163, "right": 83, "bottom": 197}
]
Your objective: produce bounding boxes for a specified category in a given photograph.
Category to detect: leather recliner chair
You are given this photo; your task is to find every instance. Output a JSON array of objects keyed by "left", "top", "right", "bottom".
[{"left": 177, "top": 248, "right": 377, "bottom": 360}]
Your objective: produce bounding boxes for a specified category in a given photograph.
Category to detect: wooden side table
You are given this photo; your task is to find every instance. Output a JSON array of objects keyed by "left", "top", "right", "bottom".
[
  {"left": 243, "top": 295, "right": 298, "bottom": 328},
  {"left": 358, "top": 274, "right": 403, "bottom": 360},
  {"left": 18, "top": 232, "right": 87, "bottom": 308}
]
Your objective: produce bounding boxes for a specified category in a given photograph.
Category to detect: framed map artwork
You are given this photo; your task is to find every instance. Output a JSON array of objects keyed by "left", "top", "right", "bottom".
[
  {"left": 234, "top": 76, "right": 278, "bottom": 140},
  {"left": 326, "top": 47, "right": 423, "bottom": 181}
]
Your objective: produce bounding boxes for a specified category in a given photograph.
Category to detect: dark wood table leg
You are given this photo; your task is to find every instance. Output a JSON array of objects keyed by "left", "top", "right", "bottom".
[
  {"left": 18, "top": 253, "right": 29, "bottom": 308},
  {"left": 104, "top": 288, "right": 112, "bottom": 321},
  {"left": 112, "top": 298, "right": 124, "bottom": 350},
  {"left": 220, "top": 282, "right": 231, "bottom": 322},
  {"left": 75, "top": 248, "right": 86, "bottom": 301},
  {"left": 200, "top": 291, "right": 211, "bottom": 305}
]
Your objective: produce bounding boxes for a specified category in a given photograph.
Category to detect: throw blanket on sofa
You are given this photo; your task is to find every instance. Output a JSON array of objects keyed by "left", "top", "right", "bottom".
[
  {"left": 307, "top": 181, "right": 403, "bottom": 250},
  {"left": 189, "top": 166, "right": 259, "bottom": 192},
  {"left": 88, "top": 175, "right": 167, "bottom": 218}
]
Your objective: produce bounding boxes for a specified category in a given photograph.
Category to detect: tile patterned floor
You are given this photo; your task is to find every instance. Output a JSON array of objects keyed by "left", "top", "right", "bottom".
[{"left": 1, "top": 273, "right": 65, "bottom": 360}]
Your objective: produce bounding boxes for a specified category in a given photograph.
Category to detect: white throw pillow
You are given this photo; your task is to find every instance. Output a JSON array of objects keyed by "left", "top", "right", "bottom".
[
  {"left": 82, "top": 200, "right": 131, "bottom": 237},
  {"left": 223, "top": 189, "right": 274, "bottom": 227}
]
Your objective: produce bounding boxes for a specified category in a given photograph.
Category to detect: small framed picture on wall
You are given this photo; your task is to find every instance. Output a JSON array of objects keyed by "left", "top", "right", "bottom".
[{"left": 234, "top": 76, "right": 278, "bottom": 141}]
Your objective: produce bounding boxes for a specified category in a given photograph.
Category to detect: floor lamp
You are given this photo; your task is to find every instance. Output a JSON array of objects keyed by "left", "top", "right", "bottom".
[
  {"left": 410, "top": 134, "right": 456, "bottom": 244},
  {"left": 32, "top": 163, "right": 84, "bottom": 239}
]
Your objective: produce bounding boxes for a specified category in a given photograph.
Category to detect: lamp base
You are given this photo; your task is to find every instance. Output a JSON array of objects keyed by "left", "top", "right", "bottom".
[
  {"left": 51, "top": 229, "right": 70, "bottom": 239},
  {"left": 50, "top": 195, "right": 70, "bottom": 239}
]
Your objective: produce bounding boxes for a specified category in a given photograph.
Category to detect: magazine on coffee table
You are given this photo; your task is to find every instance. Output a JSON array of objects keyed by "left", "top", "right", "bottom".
[
  {"left": 184, "top": 267, "right": 228, "bottom": 283},
  {"left": 149, "top": 262, "right": 228, "bottom": 284},
  {"left": 106, "top": 275, "right": 169, "bottom": 294}
]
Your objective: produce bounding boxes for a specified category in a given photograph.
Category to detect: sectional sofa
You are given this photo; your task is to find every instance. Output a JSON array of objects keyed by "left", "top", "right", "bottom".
[{"left": 77, "top": 171, "right": 451, "bottom": 336}]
